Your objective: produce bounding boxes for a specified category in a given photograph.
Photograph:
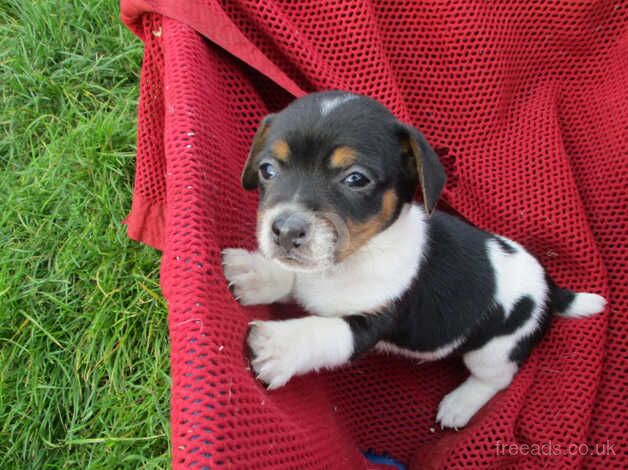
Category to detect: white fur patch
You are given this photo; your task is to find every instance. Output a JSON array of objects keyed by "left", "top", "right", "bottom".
[
  {"left": 559, "top": 292, "right": 607, "bottom": 318},
  {"left": 248, "top": 316, "right": 353, "bottom": 389},
  {"left": 222, "top": 248, "right": 295, "bottom": 305},
  {"left": 487, "top": 237, "right": 548, "bottom": 319},
  {"left": 319, "top": 94, "right": 357, "bottom": 116},
  {"left": 375, "top": 337, "right": 464, "bottom": 362},
  {"left": 479, "top": 239, "right": 547, "bottom": 367},
  {"left": 292, "top": 204, "right": 427, "bottom": 317}
]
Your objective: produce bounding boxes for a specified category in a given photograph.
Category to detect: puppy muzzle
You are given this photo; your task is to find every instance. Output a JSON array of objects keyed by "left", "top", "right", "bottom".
[{"left": 257, "top": 204, "right": 346, "bottom": 272}]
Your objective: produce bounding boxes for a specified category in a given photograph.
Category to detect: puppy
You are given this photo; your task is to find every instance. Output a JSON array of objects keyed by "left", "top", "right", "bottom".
[{"left": 222, "top": 91, "right": 606, "bottom": 429}]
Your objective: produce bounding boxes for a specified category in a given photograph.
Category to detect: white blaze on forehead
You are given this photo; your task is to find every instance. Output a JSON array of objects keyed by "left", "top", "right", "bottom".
[{"left": 319, "top": 94, "right": 358, "bottom": 116}]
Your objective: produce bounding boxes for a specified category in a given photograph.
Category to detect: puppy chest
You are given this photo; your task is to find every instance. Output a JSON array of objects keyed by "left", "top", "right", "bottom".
[
  {"left": 286, "top": 204, "right": 426, "bottom": 317},
  {"left": 292, "top": 270, "right": 409, "bottom": 317}
]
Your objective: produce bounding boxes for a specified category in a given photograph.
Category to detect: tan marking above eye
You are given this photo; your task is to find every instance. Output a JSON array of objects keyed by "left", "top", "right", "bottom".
[
  {"left": 330, "top": 146, "right": 358, "bottom": 168},
  {"left": 337, "top": 189, "right": 398, "bottom": 261},
  {"left": 271, "top": 139, "right": 290, "bottom": 162}
]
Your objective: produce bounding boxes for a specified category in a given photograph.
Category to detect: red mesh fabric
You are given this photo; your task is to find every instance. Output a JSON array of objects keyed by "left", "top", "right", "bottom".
[
  {"left": 120, "top": 1, "right": 627, "bottom": 468},
  {"left": 123, "top": 13, "right": 167, "bottom": 250}
]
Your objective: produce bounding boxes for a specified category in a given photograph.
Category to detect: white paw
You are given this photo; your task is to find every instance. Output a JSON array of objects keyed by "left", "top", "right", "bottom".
[
  {"left": 247, "top": 320, "right": 303, "bottom": 389},
  {"left": 436, "top": 379, "right": 496, "bottom": 429},
  {"left": 247, "top": 317, "right": 354, "bottom": 390},
  {"left": 222, "top": 248, "right": 294, "bottom": 305}
]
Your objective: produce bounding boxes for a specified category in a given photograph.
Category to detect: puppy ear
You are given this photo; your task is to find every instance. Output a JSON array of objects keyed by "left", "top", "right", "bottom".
[
  {"left": 241, "top": 114, "right": 275, "bottom": 190},
  {"left": 398, "top": 123, "right": 446, "bottom": 215}
]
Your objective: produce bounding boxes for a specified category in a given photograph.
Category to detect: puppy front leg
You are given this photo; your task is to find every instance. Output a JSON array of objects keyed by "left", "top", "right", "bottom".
[
  {"left": 222, "top": 248, "right": 295, "bottom": 305},
  {"left": 248, "top": 314, "right": 392, "bottom": 389}
]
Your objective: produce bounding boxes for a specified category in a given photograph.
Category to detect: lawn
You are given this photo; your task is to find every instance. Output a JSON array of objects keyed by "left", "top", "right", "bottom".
[{"left": 0, "top": 1, "right": 170, "bottom": 467}]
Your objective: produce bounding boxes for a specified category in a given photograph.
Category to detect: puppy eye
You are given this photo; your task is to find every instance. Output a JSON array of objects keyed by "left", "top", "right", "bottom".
[
  {"left": 259, "top": 162, "right": 278, "bottom": 180},
  {"left": 342, "top": 171, "right": 371, "bottom": 188}
]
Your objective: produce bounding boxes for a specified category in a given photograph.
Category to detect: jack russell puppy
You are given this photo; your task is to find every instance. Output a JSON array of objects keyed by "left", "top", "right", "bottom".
[{"left": 222, "top": 91, "right": 606, "bottom": 429}]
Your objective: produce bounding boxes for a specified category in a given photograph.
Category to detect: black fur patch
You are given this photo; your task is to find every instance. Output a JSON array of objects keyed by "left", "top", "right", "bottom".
[
  {"left": 459, "top": 296, "right": 536, "bottom": 355},
  {"left": 546, "top": 275, "right": 576, "bottom": 313},
  {"left": 384, "top": 211, "right": 498, "bottom": 352},
  {"left": 258, "top": 92, "right": 404, "bottom": 228},
  {"left": 379, "top": 213, "right": 545, "bottom": 364},
  {"left": 344, "top": 313, "right": 397, "bottom": 359},
  {"left": 509, "top": 307, "right": 552, "bottom": 364},
  {"left": 252, "top": 91, "right": 445, "bottom": 233}
]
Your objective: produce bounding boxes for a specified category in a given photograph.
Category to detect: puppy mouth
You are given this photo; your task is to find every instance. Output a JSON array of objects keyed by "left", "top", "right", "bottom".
[
  {"left": 257, "top": 205, "right": 344, "bottom": 272},
  {"left": 270, "top": 229, "right": 339, "bottom": 272},
  {"left": 282, "top": 231, "right": 337, "bottom": 257},
  {"left": 275, "top": 251, "right": 323, "bottom": 268}
]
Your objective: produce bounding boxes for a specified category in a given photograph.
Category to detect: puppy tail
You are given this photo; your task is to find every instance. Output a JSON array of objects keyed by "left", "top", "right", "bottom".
[{"left": 547, "top": 277, "right": 607, "bottom": 319}]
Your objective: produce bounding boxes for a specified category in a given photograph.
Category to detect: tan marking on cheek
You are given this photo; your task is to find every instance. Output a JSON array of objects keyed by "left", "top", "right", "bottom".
[
  {"left": 330, "top": 146, "right": 357, "bottom": 168},
  {"left": 337, "top": 189, "right": 398, "bottom": 261},
  {"left": 271, "top": 139, "right": 290, "bottom": 162},
  {"left": 381, "top": 189, "right": 398, "bottom": 220}
]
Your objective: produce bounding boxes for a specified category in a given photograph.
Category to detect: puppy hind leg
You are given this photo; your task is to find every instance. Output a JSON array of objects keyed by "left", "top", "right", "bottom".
[{"left": 437, "top": 343, "right": 518, "bottom": 429}]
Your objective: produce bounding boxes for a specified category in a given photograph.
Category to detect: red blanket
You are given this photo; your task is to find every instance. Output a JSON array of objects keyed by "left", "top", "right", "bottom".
[{"left": 120, "top": 1, "right": 627, "bottom": 468}]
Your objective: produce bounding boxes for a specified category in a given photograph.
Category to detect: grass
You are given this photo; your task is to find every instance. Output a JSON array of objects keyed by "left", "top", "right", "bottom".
[{"left": 0, "top": 1, "right": 170, "bottom": 467}]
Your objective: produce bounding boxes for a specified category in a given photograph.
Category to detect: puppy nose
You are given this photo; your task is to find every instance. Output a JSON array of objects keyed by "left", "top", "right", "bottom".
[{"left": 271, "top": 214, "right": 310, "bottom": 250}]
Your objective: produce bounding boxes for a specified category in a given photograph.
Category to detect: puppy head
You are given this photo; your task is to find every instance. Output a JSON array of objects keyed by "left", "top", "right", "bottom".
[{"left": 242, "top": 91, "right": 446, "bottom": 272}]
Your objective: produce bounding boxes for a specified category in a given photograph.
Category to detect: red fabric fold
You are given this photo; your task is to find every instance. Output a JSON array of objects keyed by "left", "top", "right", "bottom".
[
  {"left": 123, "top": 194, "right": 166, "bottom": 251},
  {"left": 120, "top": 1, "right": 627, "bottom": 468}
]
